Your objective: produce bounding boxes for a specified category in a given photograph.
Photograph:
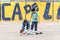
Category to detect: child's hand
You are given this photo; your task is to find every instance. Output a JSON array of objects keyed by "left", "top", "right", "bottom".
[{"left": 38, "top": 21, "right": 39, "bottom": 23}]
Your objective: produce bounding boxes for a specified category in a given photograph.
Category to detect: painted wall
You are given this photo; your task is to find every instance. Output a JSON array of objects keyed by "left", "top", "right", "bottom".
[{"left": 0, "top": 2, "right": 60, "bottom": 22}]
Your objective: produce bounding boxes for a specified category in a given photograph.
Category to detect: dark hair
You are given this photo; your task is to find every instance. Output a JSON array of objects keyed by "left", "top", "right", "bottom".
[{"left": 31, "top": 8, "right": 35, "bottom": 12}]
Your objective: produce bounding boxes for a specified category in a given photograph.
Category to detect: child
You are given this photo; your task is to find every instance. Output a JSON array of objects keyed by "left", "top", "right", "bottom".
[
  {"left": 31, "top": 8, "right": 39, "bottom": 34},
  {"left": 20, "top": 19, "right": 30, "bottom": 35}
]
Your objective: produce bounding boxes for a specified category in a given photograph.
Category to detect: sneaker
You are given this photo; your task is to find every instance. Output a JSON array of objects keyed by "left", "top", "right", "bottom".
[{"left": 20, "top": 30, "right": 24, "bottom": 33}]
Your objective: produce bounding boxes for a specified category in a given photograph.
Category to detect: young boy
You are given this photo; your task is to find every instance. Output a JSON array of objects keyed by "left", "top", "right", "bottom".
[
  {"left": 31, "top": 8, "right": 39, "bottom": 34},
  {"left": 20, "top": 19, "right": 30, "bottom": 35}
]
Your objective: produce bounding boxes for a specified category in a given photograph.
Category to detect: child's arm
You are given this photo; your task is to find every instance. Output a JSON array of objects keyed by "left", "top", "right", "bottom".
[
  {"left": 30, "top": 17, "right": 31, "bottom": 22},
  {"left": 38, "top": 16, "right": 40, "bottom": 23},
  {"left": 36, "top": 12, "right": 40, "bottom": 22},
  {"left": 30, "top": 13, "right": 33, "bottom": 22},
  {"left": 36, "top": 6, "right": 39, "bottom": 22}
]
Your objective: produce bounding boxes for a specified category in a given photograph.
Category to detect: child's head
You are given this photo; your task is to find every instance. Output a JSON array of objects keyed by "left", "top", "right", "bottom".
[
  {"left": 24, "top": 20, "right": 27, "bottom": 23},
  {"left": 31, "top": 8, "right": 35, "bottom": 12}
]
